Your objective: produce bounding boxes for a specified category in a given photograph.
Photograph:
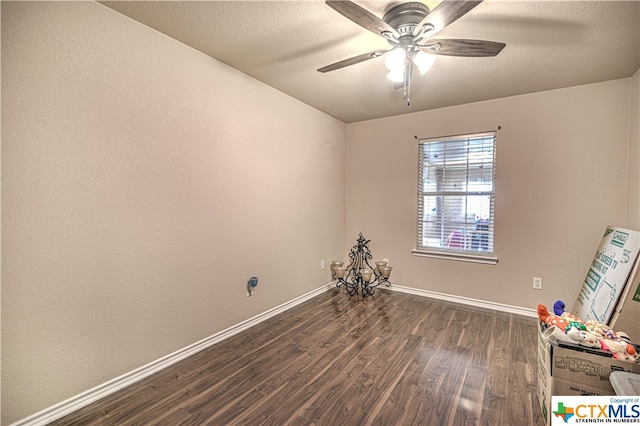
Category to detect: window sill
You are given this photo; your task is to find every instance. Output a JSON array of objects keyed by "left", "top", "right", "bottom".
[{"left": 412, "top": 249, "right": 498, "bottom": 265}]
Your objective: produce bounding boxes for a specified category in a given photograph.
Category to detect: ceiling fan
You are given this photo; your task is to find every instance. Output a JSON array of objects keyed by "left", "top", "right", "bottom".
[{"left": 318, "top": 0, "right": 506, "bottom": 105}]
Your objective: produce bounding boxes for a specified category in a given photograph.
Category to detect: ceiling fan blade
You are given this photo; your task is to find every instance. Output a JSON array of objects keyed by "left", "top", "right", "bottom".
[
  {"left": 419, "top": 39, "right": 505, "bottom": 57},
  {"left": 326, "top": 1, "right": 399, "bottom": 39},
  {"left": 318, "top": 49, "right": 389, "bottom": 73},
  {"left": 413, "top": 0, "right": 483, "bottom": 38}
]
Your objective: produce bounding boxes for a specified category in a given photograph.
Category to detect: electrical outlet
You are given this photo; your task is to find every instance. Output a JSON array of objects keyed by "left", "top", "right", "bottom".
[
  {"left": 321, "top": 260, "right": 326, "bottom": 270},
  {"left": 533, "top": 277, "right": 543, "bottom": 290}
]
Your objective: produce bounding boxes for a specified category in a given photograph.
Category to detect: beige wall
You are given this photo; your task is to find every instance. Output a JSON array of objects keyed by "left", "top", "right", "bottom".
[
  {"left": 2, "top": 1, "right": 639, "bottom": 425},
  {"left": 628, "top": 69, "right": 640, "bottom": 230},
  {"left": 346, "top": 79, "right": 634, "bottom": 311},
  {"left": 1, "top": 2, "right": 346, "bottom": 424}
]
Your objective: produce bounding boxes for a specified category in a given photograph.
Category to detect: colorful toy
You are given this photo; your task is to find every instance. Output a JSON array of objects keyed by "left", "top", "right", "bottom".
[
  {"left": 565, "top": 326, "right": 600, "bottom": 348},
  {"left": 538, "top": 300, "right": 638, "bottom": 363},
  {"left": 553, "top": 300, "right": 566, "bottom": 316},
  {"left": 537, "top": 304, "right": 586, "bottom": 333},
  {"left": 600, "top": 338, "right": 637, "bottom": 362}
]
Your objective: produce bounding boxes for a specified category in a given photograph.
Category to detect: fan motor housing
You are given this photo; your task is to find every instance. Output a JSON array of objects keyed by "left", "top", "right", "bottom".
[{"left": 383, "top": 2, "right": 430, "bottom": 36}]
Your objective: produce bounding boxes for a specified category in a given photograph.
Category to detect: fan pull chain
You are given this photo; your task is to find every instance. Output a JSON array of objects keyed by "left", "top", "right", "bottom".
[{"left": 403, "top": 62, "right": 411, "bottom": 105}]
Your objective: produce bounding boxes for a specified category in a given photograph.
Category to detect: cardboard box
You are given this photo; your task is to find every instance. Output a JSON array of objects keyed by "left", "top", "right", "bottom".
[
  {"left": 536, "top": 323, "right": 640, "bottom": 426},
  {"left": 572, "top": 226, "right": 640, "bottom": 325},
  {"left": 609, "top": 264, "right": 640, "bottom": 335}
]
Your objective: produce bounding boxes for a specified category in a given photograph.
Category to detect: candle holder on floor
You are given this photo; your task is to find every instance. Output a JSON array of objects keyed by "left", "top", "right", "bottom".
[{"left": 332, "top": 233, "right": 392, "bottom": 298}]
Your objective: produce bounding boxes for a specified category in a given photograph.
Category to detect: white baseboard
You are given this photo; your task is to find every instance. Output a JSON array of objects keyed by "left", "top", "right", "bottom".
[
  {"left": 13, "top": 281, "right": 535, "bottom": 425},
  {"left": 11, "top": 283, "right": 333, "bottom": 426},
  {"left": 388, "top": 284, "right": 538, "bottom": 318}
]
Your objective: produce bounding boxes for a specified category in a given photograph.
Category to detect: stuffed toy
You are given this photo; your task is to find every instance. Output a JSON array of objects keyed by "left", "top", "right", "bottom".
[
  {"left": 554, "top": 301, "right": 620, "bottom": 341},
  {"left": 553, "top": 300, "right": 566, "bottom": 316},
  {"left": 565, "top": 326, "right": 601, "bottom": 348},
  {"left": 538, "top": 304, "right": 586, "bottom": 333},
  {"left": 539, "top": 300, "right": 638, "bottom": 363},
  {"left": 538, "top": 304, "right": 601, "bottom": 347},
  {"left": 600, "top": 338, "right": 638, "bottom": 362}
]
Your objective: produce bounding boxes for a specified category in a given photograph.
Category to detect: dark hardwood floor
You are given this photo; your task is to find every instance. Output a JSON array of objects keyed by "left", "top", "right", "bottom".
[{"left": 50, "top": 288, "right": 544, "bottom": 425}]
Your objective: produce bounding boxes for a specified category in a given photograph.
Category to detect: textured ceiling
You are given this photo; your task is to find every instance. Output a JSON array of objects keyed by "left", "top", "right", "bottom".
[{"left": 100, "top": 1, "right": 640, "bottom": 123}]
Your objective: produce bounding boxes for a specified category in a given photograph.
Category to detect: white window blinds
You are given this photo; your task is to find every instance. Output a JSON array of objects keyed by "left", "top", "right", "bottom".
[{"left": 417, "top": 132, "right": 496, "bottom": 257}]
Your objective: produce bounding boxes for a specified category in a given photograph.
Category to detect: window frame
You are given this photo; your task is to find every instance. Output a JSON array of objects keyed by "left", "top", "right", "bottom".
[{"left": 413, "top": 131, "right": 498, "bottom": 265}]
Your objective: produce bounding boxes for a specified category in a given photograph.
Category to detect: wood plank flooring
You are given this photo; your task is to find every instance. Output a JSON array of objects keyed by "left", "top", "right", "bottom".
[{"left": 50, "top": 288, "right": 544, "bottom": 425}]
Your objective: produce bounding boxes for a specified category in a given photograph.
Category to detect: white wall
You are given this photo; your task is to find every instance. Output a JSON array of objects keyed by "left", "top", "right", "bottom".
[
  {"left": 346, "top": 79, "right": 634, "bottom": 311},
  {"left": 1, "top": 2, "right": 346, "bottom": 424}
]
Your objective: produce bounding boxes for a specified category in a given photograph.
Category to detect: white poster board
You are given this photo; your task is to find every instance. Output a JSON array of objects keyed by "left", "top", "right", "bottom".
[{"left": 572, "top": 226, "right": 640, "bottom": 325}]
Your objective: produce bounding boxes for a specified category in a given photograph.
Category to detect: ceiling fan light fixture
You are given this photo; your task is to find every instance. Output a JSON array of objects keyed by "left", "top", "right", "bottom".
[
  {"left": 413, "top": 50, "right": 436, "bottom": 75},
  {"left": 319, "top": 0, "right": 504, "bottom": 105},
  {"left": 386, "top": 67, "right": 405, "bottom": 83},
  {"left": 384, "top": 46, "right": 406, "bottom": 71}
]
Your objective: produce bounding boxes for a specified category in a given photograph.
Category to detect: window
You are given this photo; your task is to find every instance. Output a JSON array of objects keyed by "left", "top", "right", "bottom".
[{"left": 415, "top": 131, "right": 497, "bottom": 263}]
